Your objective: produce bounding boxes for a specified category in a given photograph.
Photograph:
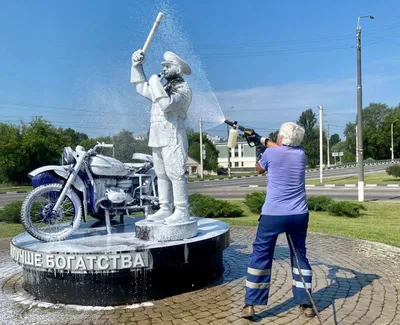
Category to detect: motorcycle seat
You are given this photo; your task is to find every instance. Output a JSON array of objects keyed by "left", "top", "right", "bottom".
[
  {"left": 125, "top": 162, "right": 148, "bottom": 170},
  {"left": 132, "top": 153, "right": 153, "bottom": 163}
]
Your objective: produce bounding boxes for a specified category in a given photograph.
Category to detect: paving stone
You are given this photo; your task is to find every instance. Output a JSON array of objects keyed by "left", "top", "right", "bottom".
[{"left": 1, "top": 229, "right": 400, "bottom": 324}]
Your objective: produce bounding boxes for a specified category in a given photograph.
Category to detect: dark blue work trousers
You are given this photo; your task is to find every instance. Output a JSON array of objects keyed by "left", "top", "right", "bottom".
[{"left": 245, "top": 213, "right": 312, "bottom": 306}]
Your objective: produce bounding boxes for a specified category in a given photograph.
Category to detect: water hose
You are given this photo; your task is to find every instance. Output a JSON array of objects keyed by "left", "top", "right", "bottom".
[{"left": 287, "top": 233, "right": 323, "bottom": 324}]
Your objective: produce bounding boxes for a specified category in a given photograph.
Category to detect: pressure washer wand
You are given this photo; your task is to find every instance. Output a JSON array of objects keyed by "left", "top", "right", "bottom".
[
  {"left": 224, "top": 119, "right": 258, "bottom": 148},
  {"left": 287, "top": 233, "right": 323, "bottom": 324}
]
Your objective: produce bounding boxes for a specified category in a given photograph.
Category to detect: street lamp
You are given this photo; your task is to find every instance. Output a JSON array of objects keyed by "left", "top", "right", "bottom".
[
  {"left": 226, "top": 106, "right": 234, "bottom": 177},
  {"left": 391, "top": 119, "right": 398, "bottom": 162},
  {"left": 356, "top": 14, "right": 374, "bottom": 202}
]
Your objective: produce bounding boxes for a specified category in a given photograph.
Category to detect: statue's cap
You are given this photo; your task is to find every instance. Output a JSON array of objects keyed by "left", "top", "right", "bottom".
[{"left": 162, "top": 51, "right": 192, "bottom": 75}]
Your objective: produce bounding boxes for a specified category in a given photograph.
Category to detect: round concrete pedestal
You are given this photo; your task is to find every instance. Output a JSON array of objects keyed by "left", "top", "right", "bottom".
[
  {"left": 135, "top": 218, "right": 197, "bottom": 241},
  {"left": 10, "top": 216, "right": 229, "bottom": 306}
]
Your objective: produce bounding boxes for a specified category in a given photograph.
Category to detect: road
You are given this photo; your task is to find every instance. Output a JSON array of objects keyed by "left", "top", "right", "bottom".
[
  {"left": 0, "top": 164, "right": 397, "bottom": 205},
  {"left": 188, "top": 164, "right": 390, "bottom": 189}
]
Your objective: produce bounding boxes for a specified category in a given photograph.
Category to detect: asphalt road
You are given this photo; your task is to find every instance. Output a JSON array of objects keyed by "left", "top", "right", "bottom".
[
  {"left": 188, "top": 164, "right": 390, "bottom": 189},
  {"left": 0, "top": 164, "right": 397, "bottom": 206}
]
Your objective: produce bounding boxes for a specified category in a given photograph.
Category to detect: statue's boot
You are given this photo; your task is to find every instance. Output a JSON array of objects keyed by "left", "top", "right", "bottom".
[
  {"left": 165, "top": 180, "right": 190, "bottom": 224},
  {"left": 147, "top": 179, "right": 172, "bottom": 221}
]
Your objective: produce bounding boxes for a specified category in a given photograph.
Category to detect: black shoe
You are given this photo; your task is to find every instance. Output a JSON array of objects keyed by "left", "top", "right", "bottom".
[
  {"left": 299, "top": 304, "right": 315, "bottom": 317},
  {"left": 242, "top": 305, "right": 255, "bottom": 319}
]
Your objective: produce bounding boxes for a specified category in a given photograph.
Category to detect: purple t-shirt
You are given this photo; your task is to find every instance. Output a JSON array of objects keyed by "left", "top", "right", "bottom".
[{"left": 259, "top": 145, "right": 308, "bottom": 216}]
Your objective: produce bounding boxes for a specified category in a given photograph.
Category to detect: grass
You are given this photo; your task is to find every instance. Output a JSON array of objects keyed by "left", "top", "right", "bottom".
[
  {"left": 0, "top": 223, "right": 24, "bottom": 238},
  {"left": 1, "top": 200, "right": 399, "bottom": 248},
  {"left": 219, "top": 200, "right": 400, "bottom": 247},
  {"left": 0, "top": 185, "right": 32, "bottom": 192},
  {"left": 306, "top": 171, "right": 399, "bottom": 185},
  {"left": 188, "top": 173, "right": 258, "bottom": 181}
]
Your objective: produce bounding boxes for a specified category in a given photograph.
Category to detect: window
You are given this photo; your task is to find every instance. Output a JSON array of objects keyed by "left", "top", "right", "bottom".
[
  {"left": 234, "top": 149, "right": 239, "bottom": 157},
  {"left": 235, "top": 162, "right": 239, "bottom": 167},
  {"left": 241, "top": 162, "right": 244, "bottom": 167}
]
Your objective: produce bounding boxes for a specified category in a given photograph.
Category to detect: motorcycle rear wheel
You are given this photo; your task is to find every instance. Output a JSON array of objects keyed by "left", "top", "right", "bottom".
[{"left": 21, "top": 183, "right": 82, "bottom": 242}]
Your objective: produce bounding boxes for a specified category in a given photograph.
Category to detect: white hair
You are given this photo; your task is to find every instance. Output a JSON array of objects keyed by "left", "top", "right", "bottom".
[{"left": 278, "top": 122, "right": 305, "bottom": 146}]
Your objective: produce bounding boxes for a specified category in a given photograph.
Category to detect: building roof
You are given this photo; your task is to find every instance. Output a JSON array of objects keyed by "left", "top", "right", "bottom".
[{"left": 187, "top": 156, "right": 200, "bottom": 166}]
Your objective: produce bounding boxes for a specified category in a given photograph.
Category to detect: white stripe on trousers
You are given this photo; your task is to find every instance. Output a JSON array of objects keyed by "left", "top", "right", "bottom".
[
  {"left": 292, "top": 267, "right": 312, "bottom": 276},
  {"left": 246, "top": 280, "right": 270, "bottom": 290},
  {"left": 292, "top": 280, "right": 312, "bottom": 289},
  {"left": 247, "top": 267, "right": 271, "bottom": 276}
]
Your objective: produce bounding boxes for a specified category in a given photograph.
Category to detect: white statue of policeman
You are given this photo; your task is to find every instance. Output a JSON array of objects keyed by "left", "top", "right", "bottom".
[{"left": 131, "top": 49, "right": 192, "bottom": 224}]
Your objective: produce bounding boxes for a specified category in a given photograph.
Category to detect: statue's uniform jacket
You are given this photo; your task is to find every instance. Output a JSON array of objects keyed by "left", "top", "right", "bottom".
[{"left": 131, "top": 63, "right": 191, "bottom": 187}]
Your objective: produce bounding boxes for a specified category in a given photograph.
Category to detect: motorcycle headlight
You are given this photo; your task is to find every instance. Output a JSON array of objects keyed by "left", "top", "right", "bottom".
[{"left": 62, "top": 147, "right": 75, "bottom": 164}]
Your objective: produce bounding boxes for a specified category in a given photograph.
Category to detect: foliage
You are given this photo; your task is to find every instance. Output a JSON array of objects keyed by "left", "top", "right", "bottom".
[
  {"left": 344, "top": 103, "right": 400, "bottom": 161},
  {"left": 268, "top": 130, "right": 279, "bottom": 142},
  {"left": 307, "top": 196, "right": 333, "bottom": 211},
  {"left": 243, "top": 191, "right": 265, "bottom": 213},
  {"left": 327, "top": 201, "right": 366, "bottom": 218},
  {"left": 297, "top": 109, "right": 317, "bottom": 134},
  {"left": 0, "top": 118, "right": 70, "bottom": 183},
  {"left": 329, "top": 133, "right": 341, "bottom": 147},
  {"left": 189, "top": 194, "right": 243, "bottom": 218},
  {"left": 307, "top": 195, "right": 366, "bottom": 217},
  {"left": 386, "top": 164, "right": 400, "bottom": 178},
  {"left": 0, "top": 201, "right": 23, "bottom": 223},
  {"left": 296, "top": 109, "right": 328, "bottom": 168},
  {"left": 187, "top": 129, "right": 219, "bottom": 171}
]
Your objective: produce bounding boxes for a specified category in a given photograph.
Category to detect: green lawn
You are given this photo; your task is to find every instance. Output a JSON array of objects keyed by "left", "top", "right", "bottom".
[
  {"left": 188, "top": 173, "right": 258, "bottom": 181},
  {"left": 1, "top": 200, "right": 399, "bottom": 247},
  {"left": 306, "top": 171, "right": 399, "bottom": 185},
  {"left": 220, "top": 200, "right": 400, "bottom": 247},
  {"left": 0, "top": 186, "right": 32, "bottom": 192}
]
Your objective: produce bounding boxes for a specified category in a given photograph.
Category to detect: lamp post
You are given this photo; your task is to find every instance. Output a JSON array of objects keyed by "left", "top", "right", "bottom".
[
  {"left": 226, "top": 106, "right": 234, "bottom": 177},
  {"left": 391, "top": 119, "right": 398, "bottom": 162},
  {"left": 356, "top": 14, "right": 374, "bottom": 202},
  {"left": 319, "top": 105, "right": 323, "bottom": 183},
  {"left": 199, "top": 119, "right": 204, "bottom": 179}
]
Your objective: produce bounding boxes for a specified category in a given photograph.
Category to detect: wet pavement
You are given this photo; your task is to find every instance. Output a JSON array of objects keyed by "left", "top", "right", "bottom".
[{"left": 1, "top": 227, "right": 400, "bottom": 325}]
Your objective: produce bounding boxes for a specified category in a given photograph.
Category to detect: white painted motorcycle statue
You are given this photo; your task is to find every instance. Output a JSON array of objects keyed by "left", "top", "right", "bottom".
[{"left": 21, "top": 142, "right": 159, "bottom": 242}]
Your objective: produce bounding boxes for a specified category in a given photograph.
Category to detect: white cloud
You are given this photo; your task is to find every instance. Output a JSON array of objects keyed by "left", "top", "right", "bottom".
[{"left": 214, "top": 74, "right": 400, "bottom": 137}]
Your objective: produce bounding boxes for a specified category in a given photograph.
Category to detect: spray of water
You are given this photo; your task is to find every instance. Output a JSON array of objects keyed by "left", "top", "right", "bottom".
[
  {"left": 85, "top": 0, "right": 225, "bottom": 136},
  {"left": 147, "top": 0, "right": 226, "bottom": 131}
]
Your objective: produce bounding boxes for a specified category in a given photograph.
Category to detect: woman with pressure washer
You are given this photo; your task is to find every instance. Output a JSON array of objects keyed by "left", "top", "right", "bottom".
[{"left": 240, "top": 122, "right": 317, "bottom": 320}]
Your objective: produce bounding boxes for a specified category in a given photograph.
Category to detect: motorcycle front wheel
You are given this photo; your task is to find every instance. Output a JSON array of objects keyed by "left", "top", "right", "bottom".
[{"left": 21, "top": 183, "right": 82, "bottom": 242}]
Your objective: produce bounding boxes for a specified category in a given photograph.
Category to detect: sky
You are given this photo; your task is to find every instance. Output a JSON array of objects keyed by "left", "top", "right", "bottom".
[{"left": 1, "top": 0, "right": 400, "bottom": 141}]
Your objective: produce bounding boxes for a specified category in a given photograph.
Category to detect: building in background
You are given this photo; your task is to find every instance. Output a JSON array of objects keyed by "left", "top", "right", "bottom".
[
  {"left": 186, "top": 156, "right": 201, "bottom": 176},
  {"left": 215, "top": 137, "right": 265, "bottom": 170}
]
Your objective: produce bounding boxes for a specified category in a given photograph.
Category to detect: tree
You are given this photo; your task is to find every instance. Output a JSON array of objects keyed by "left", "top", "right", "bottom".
[
  {"left": 22, "top": 118, "right": 69, "bottom": 173},
  {"left": 187, "top": 130, "right": 219, "bottom": 172},
  {"left": 0, "top": 123, "right": 25, "bottom": 183},
  {"left": 297, "top": 109, "right": 317, "bottom": 134},
  {"left": 329, "top": 133, "right": 341, "bottom": 147},
  {"left": 297, "top": 109, "right": 320, "bottom": 167},
  {"left": 60, "top": 128, "right": 89, "bottom": 147},
  {"left": 268, "top": 130, "right": 279, "bottom": 142}
]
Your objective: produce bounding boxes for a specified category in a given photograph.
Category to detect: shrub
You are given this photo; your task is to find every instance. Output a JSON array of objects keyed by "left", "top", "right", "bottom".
[
  {"left": 386, "top": 164, "right": 400, "bottom": 178},
  {"left": 189, "top": 194, "right": 243, "bottom": 218},
  {"left": 307, "top": 195, "right": 366, "bottom": 217},
  {"left": 307, "top": 196, "right": 334, "bottom": 212},
  {"left": 244, "top": 192, "right": 266, "bottom": 214},
  {"left": 327, "top": 201, "right": 366, "bottom": 218},
  {"left": 0, "top": 201, "right": 23, "bottom": 223}
]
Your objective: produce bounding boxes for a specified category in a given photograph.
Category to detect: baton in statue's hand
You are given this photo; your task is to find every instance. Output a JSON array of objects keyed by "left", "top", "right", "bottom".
[
  {"left": 131, "top": 12, "right": 164, "bottom": 83},
  {"left": 142, "top": 12, "right": 164, "bottom": 54}
]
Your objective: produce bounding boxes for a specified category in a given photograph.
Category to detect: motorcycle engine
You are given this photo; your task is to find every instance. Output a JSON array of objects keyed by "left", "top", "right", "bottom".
[{"left": 105, "top": 187, "right": 133, "bottom": 204}]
